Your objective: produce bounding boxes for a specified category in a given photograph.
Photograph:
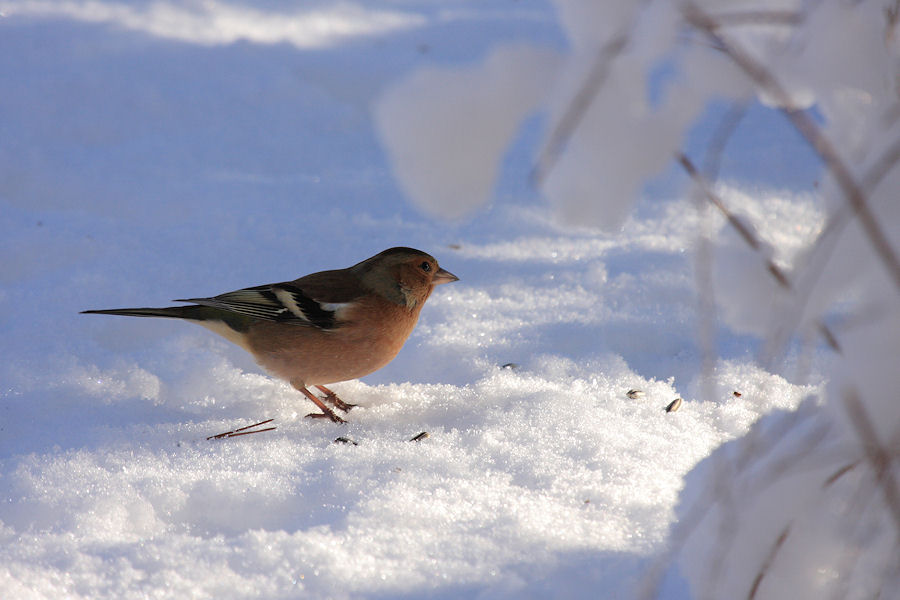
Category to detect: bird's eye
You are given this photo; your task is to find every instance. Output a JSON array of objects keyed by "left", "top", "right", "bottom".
[{"left": 420, "top": 262, "right": 432, "bottom": 272}]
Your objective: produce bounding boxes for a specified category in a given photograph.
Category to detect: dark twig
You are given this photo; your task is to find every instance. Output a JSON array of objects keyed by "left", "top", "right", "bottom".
[
  {"left": 676, "top": 153, "right": 760, "bottom": 251},
  {"left": 221, "top": 426, "right": 277, "bottom": 438},
  {"left": 678, "top": 122, "right": 843, "bottom": 356},
  {"left": 817, "top": 322, "right": 842, "bottom": 354},
  {"left": 677, "top": 153, "right": 792, "bottom": 289},
  {"left": 748, "top": 526, "right": 791, "bottom": 600},
  {"left": 763, "top": 129, "right": 900, "bottom": 358},
  {"left": 823, "top": 461, "right": 859, "bottom": 488},
  {"left": 207, "top": 418, "right": 276, "bottom": 440},
  {"left": 805, "top": 133, "right": 900, "bottom": 276}
]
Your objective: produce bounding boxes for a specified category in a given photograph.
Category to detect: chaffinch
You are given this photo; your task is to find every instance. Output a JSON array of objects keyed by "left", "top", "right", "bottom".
[{"left": 83, "top": 247, "right": 458, "bottom": 423}]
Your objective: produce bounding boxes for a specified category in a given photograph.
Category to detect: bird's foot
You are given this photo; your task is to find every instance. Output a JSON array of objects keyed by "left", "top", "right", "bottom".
[
  {"left": 294, "top": 382, "right": 350, "bottom": 423},
  {"left": 304, "top": 410, "right": 346, "bottom": 424},
  {"left": 315, "top": 385, "right": 356, "bottom": 412}
]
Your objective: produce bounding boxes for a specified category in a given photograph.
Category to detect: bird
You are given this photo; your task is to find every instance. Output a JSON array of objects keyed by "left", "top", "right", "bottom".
[{"left": 82, "top": 247, "right": 458, "bottom": 424}]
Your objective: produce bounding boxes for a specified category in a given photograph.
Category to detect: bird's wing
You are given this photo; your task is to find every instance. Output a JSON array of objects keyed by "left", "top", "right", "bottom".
[{"left": 176, "top": 270, "right": 363, "bottom": 329}]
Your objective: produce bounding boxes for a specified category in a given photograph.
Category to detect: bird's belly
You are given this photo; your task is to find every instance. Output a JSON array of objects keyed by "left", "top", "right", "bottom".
[{"left": 245, "top": 313, "right": 417, "bottom": 386}]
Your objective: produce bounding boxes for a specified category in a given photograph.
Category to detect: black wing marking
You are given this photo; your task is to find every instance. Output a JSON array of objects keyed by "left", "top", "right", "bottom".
[
  {"left": 271, "top": 283, "right": 337, "bottom": 329},
  {"left": 176, "top": 283, "right": 341, "bottom": 329}
]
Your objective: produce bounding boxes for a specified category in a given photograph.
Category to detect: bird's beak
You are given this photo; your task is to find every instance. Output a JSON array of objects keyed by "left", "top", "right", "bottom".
[{"left": 432, "top": 268, "right": 459, "bottom": 285}]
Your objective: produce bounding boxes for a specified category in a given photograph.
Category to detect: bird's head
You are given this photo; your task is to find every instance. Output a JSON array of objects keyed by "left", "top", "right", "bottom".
[{"left": 355, "top": 247, "right": 458, "bottom": 308}]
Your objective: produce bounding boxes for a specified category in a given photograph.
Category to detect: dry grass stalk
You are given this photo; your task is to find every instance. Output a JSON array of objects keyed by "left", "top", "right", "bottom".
[{"left": 207, "top": 418, "right": 277, "bottom": 440}]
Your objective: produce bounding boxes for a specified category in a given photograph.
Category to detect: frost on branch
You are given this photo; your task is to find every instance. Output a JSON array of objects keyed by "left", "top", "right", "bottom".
[
  {"left": 373, "top": 45, "right": 560, "bottom": 220},
  {"left": 376, "top": 0, "right": 900, "bottom": 597},
  {"left": 674, "top": 396, "right": 900, "bottom": 600}
]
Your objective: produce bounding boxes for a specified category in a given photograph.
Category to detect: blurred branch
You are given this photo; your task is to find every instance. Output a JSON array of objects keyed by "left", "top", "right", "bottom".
[
  {"left": 677, "top": 152, "right": 791, "bottom": 288},
  {"left": 683, "top": 1, "right": 900, "bottom": 296},
  {"left": 691, "top": 103, "right": 750, "bottom": 402},
  {"left": 639, "top": 406, "right": 829, "bottom": 599},
  {"left": 692, "top": 202, "right": 718, "bottom": 403},
  {"left": 677, "top": 154, "right": 771, "bottom": 262},
  {"left": 764, "top": 131, "right": 900, "bottom": 357},
  {"left": 531, "top": 5, "right": 799, "bottom": 187},
  {"left": 677, "top": 152, "right": 842, "bottom": 353},
  {"left": 823, "top": 461, "right": 859, "bottom": 488},
  {"left": 864, "top": 136, "right": 900, "bottom": 192},
  {"left": 690, "top": 102, "right": 746, "bottom": 401},
  {"left": 887, "top": 1, "right": 900, "bottom": 41},
  {"left": 814, "top": 133, "right": 900, "bottom": 256},
  {"left": 701, "top": 100, "right": 749, "bottom": 182},
  {"left": 842, "top": 389, "right": 900, "bottom": 542},
  {"left": 710, "top": 10, "right": 802, "bottom": 28},
  {"left": 748, "top": 525, "right": 791, "bottom": 600},
  {"left": 678, "top": 10, "right": 802, "bottom": 55},
  {"left": 531, "top": 31, "right": 629, "bottom": 187},
  {"left": 818, "top": 322, "right": 842, "bottom": 354}
]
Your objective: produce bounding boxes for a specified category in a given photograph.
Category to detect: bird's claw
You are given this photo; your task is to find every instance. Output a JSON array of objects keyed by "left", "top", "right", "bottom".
[
  {"left": 304, "top": 411, "right": 346, "bottom": 424},
  {"left": 315, "top": 386, "right": 356, "bottom": 412}
]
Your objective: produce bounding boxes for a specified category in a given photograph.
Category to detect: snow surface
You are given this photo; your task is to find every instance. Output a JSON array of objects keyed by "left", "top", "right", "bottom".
[{"left": 0, "top": 1, "right": 869, "bottom": 599}]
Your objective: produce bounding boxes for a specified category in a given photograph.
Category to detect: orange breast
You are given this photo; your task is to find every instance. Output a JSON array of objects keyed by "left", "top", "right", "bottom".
[{"left": 244, "top": 295, "right": 423, "bottom": 386}]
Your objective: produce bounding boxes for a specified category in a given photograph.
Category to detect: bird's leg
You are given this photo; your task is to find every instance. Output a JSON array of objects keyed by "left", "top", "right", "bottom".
[
  {"left": 315, "top": 385, "right": 356, "bottom": 412},
  {"left": 292, "top": 380, "right": 346, "bottom": 423}
]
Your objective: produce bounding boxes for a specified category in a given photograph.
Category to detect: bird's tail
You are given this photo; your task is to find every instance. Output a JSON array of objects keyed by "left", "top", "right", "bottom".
[{"left": 81, "top": 306, "right": 209, "bottom": 320}]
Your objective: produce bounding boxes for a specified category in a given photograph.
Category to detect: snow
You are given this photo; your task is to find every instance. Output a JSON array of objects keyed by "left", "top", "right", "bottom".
[
  {"left": 2, "top": 1, "right": 897, "bottom": 599},
  {"left": 0, "top": 1, "right": 426, "bottom": 48},
  {"left": 374, "top": 44, "right": 562, "bottom": 220}
]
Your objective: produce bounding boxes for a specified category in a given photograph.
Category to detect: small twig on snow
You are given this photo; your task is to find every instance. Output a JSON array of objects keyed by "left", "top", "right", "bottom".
[{"left": 207, "top": 418, "right": 277, "bottom": 440}]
